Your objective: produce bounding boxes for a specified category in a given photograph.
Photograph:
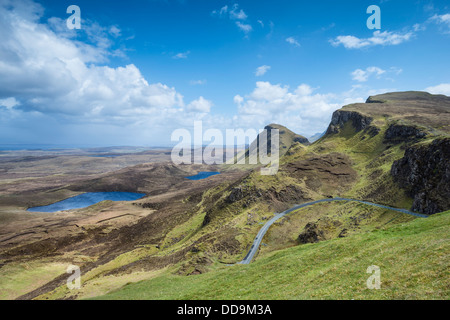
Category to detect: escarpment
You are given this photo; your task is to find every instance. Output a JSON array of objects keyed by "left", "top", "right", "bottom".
[
  {"left": 384, "top": 124, "right": 427, "bottom": 144},
  {"left": 391, "top": 138, "right": 450, "bottom": 215},
  {"left": 326, "top": 110, "right": 374, "bottom": 134}
]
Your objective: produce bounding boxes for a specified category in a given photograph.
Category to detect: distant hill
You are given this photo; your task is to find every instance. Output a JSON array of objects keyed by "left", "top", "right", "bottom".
[
  {"left": 262, "top": 123, "right": 310, "bottom": 154},
  {"left": 231, "top": 123, "right": 309, "bottom": 166},
  {"left": 365, "top": 91, "right": 450, "bottom": 104},
  {"left": 308, "top": 131, "right": 325, "bottom": 143}
]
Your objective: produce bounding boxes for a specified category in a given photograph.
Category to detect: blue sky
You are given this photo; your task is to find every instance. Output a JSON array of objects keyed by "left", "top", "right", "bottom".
[{"left": 0, "top": 0, "right": 449, "bottom": 147}]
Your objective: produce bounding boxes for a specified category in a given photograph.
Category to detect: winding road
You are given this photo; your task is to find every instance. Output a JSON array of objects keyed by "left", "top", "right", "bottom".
[{"left": 238, "top": 198, "right": 428, "bottom": 265}]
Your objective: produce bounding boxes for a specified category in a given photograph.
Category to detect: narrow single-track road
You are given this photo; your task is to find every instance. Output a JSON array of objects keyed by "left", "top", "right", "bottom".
[{"left": 238, "top": 198, "right": 428, "bottom": 265}]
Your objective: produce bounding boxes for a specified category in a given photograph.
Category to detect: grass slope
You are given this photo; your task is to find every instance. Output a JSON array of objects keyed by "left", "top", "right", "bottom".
[{"left": 93, "top": 211, "right": 449, "bottom": 300}]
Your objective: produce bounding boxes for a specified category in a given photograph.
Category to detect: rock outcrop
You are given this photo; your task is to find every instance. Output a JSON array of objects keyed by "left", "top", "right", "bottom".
[
  {"left": 226, "top": 187, "right": 245, "bottom": 203},
  {"left": 297, "top": 222, "right": 325, "bottom": 244},
  {"left": 326, "top": 110, "right": 373, "bottom": 134},
  {"left": 297, "top": 218, "right": 344, "bottom": 244},
  {"left": 365, "top": 96, "right": 385, "bottom": 104},
  {"left": 391, "top": 138, "right": 450, "bottom": 214},
  {"left": 384, "top": 124, "right": 427, "bottom": 144}
]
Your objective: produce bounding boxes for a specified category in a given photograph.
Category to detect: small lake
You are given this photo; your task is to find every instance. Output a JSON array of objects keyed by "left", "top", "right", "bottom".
[
  {"left": 186, "top": 172, "right": 221, "bottom": 180},
  {"left": 27, "top": 192, "right": 146, "bottom": 213}
]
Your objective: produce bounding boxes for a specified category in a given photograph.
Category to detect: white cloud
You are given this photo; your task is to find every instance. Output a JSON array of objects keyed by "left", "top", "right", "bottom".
[
  {"left": 190, "top": 79, "right": 207, "bottom": 86},
  {"left": 250, "top": 81, "right": 289, "bottom": 101},
  {"left": 425, "top": 83, "right": 450, "bottom": 96},
  {"left": 234, "top": 95, "right": 244, "bottom": 105},
  {"left": 217, "top": 5, "right": 228, "bottom": 16},
  {"left": 351, "top": 67, "right": 386, "bottom": 82},
  {"left": 0, "top": 0, "right": 214, "bottom": 146},
  {"left": 0, "top": 97, "right": 20, "bottom": 109},
  {"left": 229, "top": 4, "right": 247, "bottom": 20},
  {"left": 109, "top": 25, "right": 121, "bottom": 37},
  {"left": 236, "top": 21, "right": 252, "bottom": 33},
  {"left": 331, "top": 30, "right": 413, "bottom": 49},
  {"left": 233, "top": 82, "right": 340, "bottom": 136},
  {"left": 213, "top": 4, "right": 247, "bottom": 20},
  {"left": 173, "top": 51, "right": 190, "bottom": 59},
  {"left": 255, "top": 65, "right": 271, "bottom": 77},
  {"left": 186, "top": 97, "right": 213, "bottom": 113},
  {"left": 212, "top": 3, "right": 252, "bottom": 34},
  {"left": 351, "top": 66, "right": 403, "bottom": 82},
  {"left": 296, "top": 84, "right": 314, "bottom": 96},
  {"left": 286, "top": 37, "right": 300, "bottom": 47},
  {"left": 231, "top": 82, "right": 398, "bottom": 136},
  {"left": 430, "top": 13, "right": 450, "bottom": 33},
  {"left": 413, "top": 23, "right": 426, "bottom": 32},
  {"left": 389, "top": 67, "right": 403, "bottom": 75},
  {"left": 431, "top": 14, "right": 450, "bottom": 24}
]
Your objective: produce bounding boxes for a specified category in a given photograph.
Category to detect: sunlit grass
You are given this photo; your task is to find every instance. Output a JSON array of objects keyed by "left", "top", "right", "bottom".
[{"left": 92, "top": 211, "right": 449, "bottom": 300}]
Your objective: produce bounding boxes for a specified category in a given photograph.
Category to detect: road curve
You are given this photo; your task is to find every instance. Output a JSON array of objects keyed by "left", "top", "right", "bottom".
[{"left": 238, "top": 198, "right": 428, "bottom": 265}]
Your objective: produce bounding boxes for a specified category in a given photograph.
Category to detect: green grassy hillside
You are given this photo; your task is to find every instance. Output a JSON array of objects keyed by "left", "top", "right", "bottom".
[{"left": 94, "top": 211, "right": 449, "bottom": 300}]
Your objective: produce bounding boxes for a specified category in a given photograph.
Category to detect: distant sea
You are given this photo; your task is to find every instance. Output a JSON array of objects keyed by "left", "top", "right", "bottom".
[
  {"left": 0, "top": 144, "right": 170, "bottom": 151},
  {"left": 0, "top": 144, "right": 90, "bottom": 151}
]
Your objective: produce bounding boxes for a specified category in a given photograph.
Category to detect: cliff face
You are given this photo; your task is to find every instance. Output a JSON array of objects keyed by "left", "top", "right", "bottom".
[
  {"left": 326, "top": 110, "right": 373, "bottom": 134},
  {"left": 322, "top": 93, "right": 449, "bottom": 215},
  {"left": 391, "top": 138, "right": 450, "bottom": 214},
  {"left": 384, "top": 124, "right": 427, "bottom": 144}
]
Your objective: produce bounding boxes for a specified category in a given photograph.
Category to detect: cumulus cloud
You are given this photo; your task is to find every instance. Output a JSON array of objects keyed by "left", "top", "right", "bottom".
[
  {"left": 330, "top": 30, "right": 413, "bottom": 49},
  {"left": 0, "top": 0, "right": 212, "bottom": 146},
  {"left": 233, "top": 81, "right": 340, "bottom": 136},
  {"left": 0, "top": 6, "right": 183, "bottom": 117},
  {"left": 0, "top": 97, "right": 20, "bottom": 109},
  {"left": 255, "top": 65, "right": 271, "bottom": 77},
  {"left": 351, "top": 66, "right": 404, "bottom": 82},
  {"left": 351, "top": 67, "right": 386, "bottom": 82},
  {"left": 231, "top": 82, "right": 395, "bottom": 137},
  {"left": 425, "top": 83, "right": 450, "bottom": 96},
  {"left": 186, "top": 97, "right": 213, "bottom": 113}
]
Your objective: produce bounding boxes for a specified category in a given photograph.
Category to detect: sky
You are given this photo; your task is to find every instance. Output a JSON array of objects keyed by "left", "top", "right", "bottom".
[{"left": 0, "top": 0, "right": 449, "bottom": 147}]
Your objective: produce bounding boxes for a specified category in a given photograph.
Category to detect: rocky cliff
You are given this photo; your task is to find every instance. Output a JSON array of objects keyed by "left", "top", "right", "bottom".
[
  {"left": 384, "top": 124, "right": 427, "bottom": 144},
  {"left": 391, "top": 138, "right": 450, "bottom": 214},
  {"left": 326, "top": 110, "right": 373, "bottom": 134}
]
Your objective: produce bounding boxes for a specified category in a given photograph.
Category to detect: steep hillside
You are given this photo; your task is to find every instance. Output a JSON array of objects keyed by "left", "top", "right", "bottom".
[
  {"left": 94, "top": 210, "right": 450, "bottom": 300},
  {"left": 322, "top": 91, "right": 450, "bottom": 214},
  {"left": 391, "top": 138, "right": 450, "bottom": 214}
]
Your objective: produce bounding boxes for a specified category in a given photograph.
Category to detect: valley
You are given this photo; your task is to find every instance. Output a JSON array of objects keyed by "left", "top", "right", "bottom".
[{"left": 0, "top": 92, "right": 449, "bottom": 300}]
